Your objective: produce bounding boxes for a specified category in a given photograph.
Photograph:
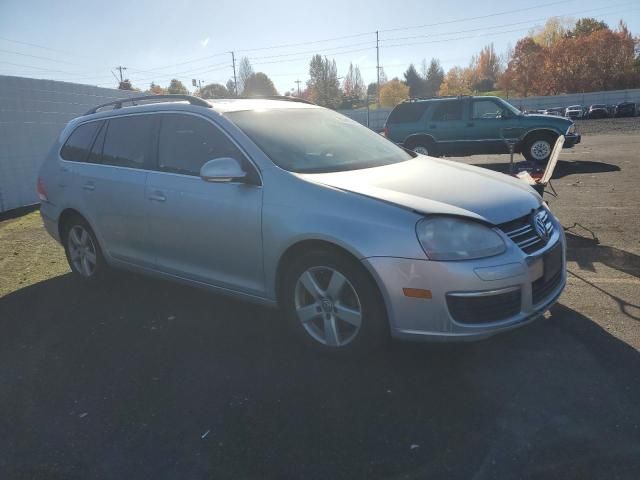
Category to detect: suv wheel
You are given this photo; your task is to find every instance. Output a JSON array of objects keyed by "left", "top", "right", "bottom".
[
  {"left": 282, "top": 249, "right": 388, "bottom": 355},
  {"left": 63, "top": 216, "right": 107, "bottom": 283},
  {"left": 406, "top": 138, "right": 435, "bottom": 157},
  {"left": 522, "top": 132, "right": 557, "bottom": 163}
]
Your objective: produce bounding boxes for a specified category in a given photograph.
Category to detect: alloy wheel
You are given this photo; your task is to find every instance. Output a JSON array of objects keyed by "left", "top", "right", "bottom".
[
  {"left": 67, "top": 225, "right": 97, "bottom": 277},
  {"left": 294, "top": 266, "right": 362, "bottom": 347}
]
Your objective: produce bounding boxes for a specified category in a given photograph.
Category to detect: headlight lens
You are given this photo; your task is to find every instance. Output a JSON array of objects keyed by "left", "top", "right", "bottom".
[
  {"left": 567, "top": 124, "right": 576, "bottom": 134},
  {"left": 416, "top": 217, "right": 506, "bottom": 261}
]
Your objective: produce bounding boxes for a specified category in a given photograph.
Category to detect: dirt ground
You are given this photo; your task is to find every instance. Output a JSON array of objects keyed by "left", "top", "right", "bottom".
[{"left": 1, "top": 121, "right": 639, "bottom": 479}]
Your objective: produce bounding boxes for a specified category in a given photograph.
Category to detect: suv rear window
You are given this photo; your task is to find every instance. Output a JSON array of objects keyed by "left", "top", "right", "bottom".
[
  {"left": 60, "top": 122, "right": 101, "bottom": 162},
  {"left": 387, "top": 102, "right": 429, "bottom": 124}
]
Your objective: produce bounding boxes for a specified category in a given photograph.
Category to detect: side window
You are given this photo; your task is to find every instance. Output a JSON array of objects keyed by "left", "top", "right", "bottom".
[
  {"left": 431, "top": 101, "right": 463, "bottom": 122},
  {"left": 60, "top": 122, "right": 101, "bottom": 162},
  {"left": 472, "top": 99, "right": 503, "bottom": 119},
  {"left": 387, "top": 103, "right": 429, "bottom": 124},
  {"left": 102, "top": 115, "right": 157, "bottom": 169},
  {"left": 158, "top": 114, "right": 244, "bottom": 176}
]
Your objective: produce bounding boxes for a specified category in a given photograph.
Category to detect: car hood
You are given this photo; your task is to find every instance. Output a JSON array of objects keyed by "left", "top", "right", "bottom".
[{"left": 300, "top": 156, "right": 541, "bottom": 225}]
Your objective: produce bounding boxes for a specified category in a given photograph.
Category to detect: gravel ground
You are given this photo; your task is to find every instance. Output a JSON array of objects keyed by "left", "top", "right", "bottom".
[
  {"left": 1, "top": 123, "right": 639, "bottom": 479},
  {"left": 574, "top": 116, "right": 640, "bottom": 135}
]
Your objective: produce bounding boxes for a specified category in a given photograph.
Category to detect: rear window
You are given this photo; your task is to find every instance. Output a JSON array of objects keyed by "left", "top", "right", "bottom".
[
  {"left": 387, "top": 102, "right": 429, "bottom": 124},
  {"left": 60, "top": 122, "right": 101, "bottom": 162}
]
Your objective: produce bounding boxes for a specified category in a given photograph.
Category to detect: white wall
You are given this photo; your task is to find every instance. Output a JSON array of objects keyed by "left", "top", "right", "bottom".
[{"left": 0, "top": 76, "right": 136, "bottom": 212}]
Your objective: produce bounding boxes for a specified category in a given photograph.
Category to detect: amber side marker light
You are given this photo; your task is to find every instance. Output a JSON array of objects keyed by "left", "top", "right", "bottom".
[{"left": 403, "top": 288, "right": 432, "bottom": 299}]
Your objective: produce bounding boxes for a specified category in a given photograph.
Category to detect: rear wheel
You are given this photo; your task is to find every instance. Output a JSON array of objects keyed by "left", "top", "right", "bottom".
[
  {"left": 522, "top": 132, "right": 557, "bottom": 163},
  {"left": 62, "top": 216, "right": 107, "bottom": 283},
  {"left": 406, "top": 137, "right": 436, "bottom": 157},
  {"left": 282, "top": 249, "right": 388, "bottom": 355}
]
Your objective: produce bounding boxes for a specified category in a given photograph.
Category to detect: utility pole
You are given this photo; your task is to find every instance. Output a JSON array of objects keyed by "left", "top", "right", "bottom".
[
  {"left": 295, "top": 79, "right": 301, "bottom": 96},
  {"left": 231, "top": 51, "right": 238, "bottom": 96},
  {"left": 115, "top": 66, "right": 127, "bottom": 83},
  {"left": 375, "top": 31, "right": 380, "bottom": 107}
]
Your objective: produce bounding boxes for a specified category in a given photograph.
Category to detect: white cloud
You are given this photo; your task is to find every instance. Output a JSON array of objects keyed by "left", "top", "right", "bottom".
[{"left": 200, "top": 37, "right": 210, "bottom": 47}]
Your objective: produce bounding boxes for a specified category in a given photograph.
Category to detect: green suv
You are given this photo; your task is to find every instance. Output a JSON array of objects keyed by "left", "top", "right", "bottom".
[{"left": 384, "top": 96, "right": 581, "bottom": 163}]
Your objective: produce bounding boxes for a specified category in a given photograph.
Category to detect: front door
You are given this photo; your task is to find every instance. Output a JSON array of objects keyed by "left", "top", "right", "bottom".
[
  {"left": 146, "top": 113, "right": 264, "bottom": 296},
  {"left": 466, "top": 98, "right": 515, "bottom": 154}
]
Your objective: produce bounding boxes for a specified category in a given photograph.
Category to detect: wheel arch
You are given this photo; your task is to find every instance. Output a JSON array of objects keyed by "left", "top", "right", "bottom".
[
  {"left": 57, "top": 208, "right": 101, "bottom": 247},
  {"left": 403, "top": 133, "right": 437, "bottom": 148},
  {"left": 519, "top": 128, "right": 560, "bottom": 146},
  {"left": 274, "top": 239, "right": 389, "bottom": 321}
]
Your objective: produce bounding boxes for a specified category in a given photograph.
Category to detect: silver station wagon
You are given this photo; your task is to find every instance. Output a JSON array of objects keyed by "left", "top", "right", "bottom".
[{"left": 38, "top": 95, "right": 566, "bottom": 354}]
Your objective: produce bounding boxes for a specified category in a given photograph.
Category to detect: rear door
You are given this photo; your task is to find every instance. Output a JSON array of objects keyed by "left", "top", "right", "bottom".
[
  {"left": 78, "top": 114, "right": 158, "bottom": 267},
  {"left": 146, "top": 113, "right": 264, "bottom": 295},
  {"left": 426, "top": 100, "right": 468, "bottom": 154}
]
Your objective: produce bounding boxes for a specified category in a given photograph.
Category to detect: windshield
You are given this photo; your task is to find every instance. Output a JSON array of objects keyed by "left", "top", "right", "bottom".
[
  {"left": 227, "top": 108, "right": 413, "bottom": 173},
  {"left": 497, "top": 98, "right": 522, "bottom": 116}
]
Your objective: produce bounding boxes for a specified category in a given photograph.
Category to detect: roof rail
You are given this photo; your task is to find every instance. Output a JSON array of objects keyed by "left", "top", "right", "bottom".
[
  {"left": 403, "top": 95, "right": 472, "bottom": 102},
  {"left": 84, "top": 94, "right": 211, "bottom": 115},
  {"left": 236, "top": 95, "right": 314, "bottom": 105}
]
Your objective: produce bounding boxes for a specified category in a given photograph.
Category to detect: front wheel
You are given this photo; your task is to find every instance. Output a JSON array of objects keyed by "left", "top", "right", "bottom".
[
  {"left": 522, "top": 133, "right": 557, "bottom": 163},
  {"left": 282, "top": 249, "right": 388, "bottom": 355}
]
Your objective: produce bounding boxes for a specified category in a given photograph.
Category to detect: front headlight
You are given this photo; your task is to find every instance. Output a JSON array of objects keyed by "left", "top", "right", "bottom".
[
  {"left": 416, "top": 216, "right": 506, "bottom": 261},
  {"left": 567, "top": 124, "right": 576, "bottom": 135}
]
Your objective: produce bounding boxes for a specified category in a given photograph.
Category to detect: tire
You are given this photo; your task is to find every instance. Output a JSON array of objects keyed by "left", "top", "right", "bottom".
[
  {"left": 522, "top": 132, "right": 557, "bottom": 164},
  {"left": 406, "top": 137, "right": 436, "bottom": 157},
  {"left": 62, "top": 215, "right": 108, "bottom": 284},
  {"left": 281, "top": 248, "right": 388, "bottom": 355}
]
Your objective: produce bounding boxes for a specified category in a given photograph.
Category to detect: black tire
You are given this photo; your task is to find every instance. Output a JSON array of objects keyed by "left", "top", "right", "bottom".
[
  {"left": 281, "top": 248, "right": 388, "bottom": 356},
  {"left": 405, "top": 137, "right": 436, "bottom": 157},
  {"left": 62, "top": 215, "right": 108, "bottom": 284},
  {"left": 521, "top": 132, "right": 557, "bottom": 164}
]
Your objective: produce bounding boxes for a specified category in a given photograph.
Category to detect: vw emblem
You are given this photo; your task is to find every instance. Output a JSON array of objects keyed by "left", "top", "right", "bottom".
[{"left": 533, "top": 212, "right": 549, "bottom": 242}]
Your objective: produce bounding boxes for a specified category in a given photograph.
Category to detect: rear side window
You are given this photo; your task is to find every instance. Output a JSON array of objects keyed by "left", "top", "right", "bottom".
[
  {"left": 60, "top": 122, "right": 100, "bottom": 162},
  {"left": 158, "top": 114, "right": 244, "bottom": 176},
  {"left": 387, "top": 103, "right": 429, "bottom": 124},
  {"left": 431, "top": 101, "right": 463, "bottom": 121},
  {"left": 101, "top": 115, "right": 157, "bottom": 169}
]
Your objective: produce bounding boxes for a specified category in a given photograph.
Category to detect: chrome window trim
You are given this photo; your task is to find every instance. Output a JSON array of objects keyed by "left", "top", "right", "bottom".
[{"left": 59, "top": 110, "right": 263, "bottom": 184}]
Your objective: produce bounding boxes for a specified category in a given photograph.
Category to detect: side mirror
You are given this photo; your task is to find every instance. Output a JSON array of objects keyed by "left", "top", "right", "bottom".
[{"left": 200, "top": 157, "right": 247, "bottom": 183}]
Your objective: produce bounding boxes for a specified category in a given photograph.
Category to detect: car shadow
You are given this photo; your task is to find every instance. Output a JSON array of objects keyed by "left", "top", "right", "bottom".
[
  {"left": 564, "top": 230, "right": 640, "bottom": 321},
  {"left": 473, "top": 159, "right": 620, "bottom": 180},
  {"left": 1, "top": 272, "right": 640, "bottom": 479}
]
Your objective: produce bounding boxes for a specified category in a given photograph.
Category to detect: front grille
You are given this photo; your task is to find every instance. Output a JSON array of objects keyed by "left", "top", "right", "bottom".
[
  {"left": 532, "top": 242, "right": 564, "bottom": 304},
  {"left": 498, "top": 208, "right": 554, "bottom": 254},
  {"left": 447, "top": 288, "right": 522, "bottom": 324}
]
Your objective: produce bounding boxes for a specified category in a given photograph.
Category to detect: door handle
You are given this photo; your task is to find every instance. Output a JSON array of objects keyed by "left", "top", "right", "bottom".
[
  {"left": 148, "top": 191, "right": 166, "bottom": 202},
  {"left": 429, "top": 124, "right": 437, "bottom": 129},
  {"left": 466, "top": 122, "right": 475, "bottom": 127},
  {"left": 83, "top": 182, "right": 95, "bottom": 191}
]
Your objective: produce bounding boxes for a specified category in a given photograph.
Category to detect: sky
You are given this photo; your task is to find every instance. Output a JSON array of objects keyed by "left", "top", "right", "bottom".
[{"left": 0, "top": 0, "right": 638, "bottom": 94}]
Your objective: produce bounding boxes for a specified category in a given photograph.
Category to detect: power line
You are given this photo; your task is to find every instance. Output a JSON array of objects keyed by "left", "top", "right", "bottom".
[
  {"left": 380, "top": 1, "right": 637, "bottom": 43},
  {"left": 379, "top": 0, "right": 578, "bottom": 33}
]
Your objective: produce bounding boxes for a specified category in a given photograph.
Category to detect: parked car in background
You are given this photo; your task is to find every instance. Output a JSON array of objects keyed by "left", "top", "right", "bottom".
[
  {"left": 587, "top": 104, "right": 610, "bottom": 119},
  {"left": 614, "top": 102, "right": 636, "bottom": 117},
  {"left": 564, "top": 105, "right": 585, "bottom": 119},
  {"left": 38, "top": 94, "right": 567, "bottom": 354},
  {"left": 384, "top": 96, "right": 580, "bottom": 163},
  {"left": 543, "top": 107, "right": 565, "bottom": 117}
]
